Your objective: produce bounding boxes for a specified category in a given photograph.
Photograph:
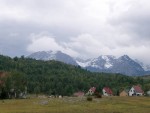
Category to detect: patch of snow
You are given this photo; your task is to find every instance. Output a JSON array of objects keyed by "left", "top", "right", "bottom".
[
  {"left": 90, "top": 58, "right": 101, "bottom": 68},
  {"left": 48, "top": 55, "right": 56, "bottom": 60},
  {"left": 91, "top": 63, "right": 99, "bottom": 68},
  {"left": 92, "top": 58, "right": 98, "bottom": 62},
  {"left": 91, "top": 64, "right": 100, "bottom": 68},
  {"left": 142, "top": 64, "right": 150, "bottom": 71},
  {"left": 76, "top": 58, "right": 100, "bottom": 68},
  {"left": 134, "top": 59, "right": 150, "bottom": 71},
  {"left": 101, "top": 56, "right": 108, "bottom": 61},
  {"left": 45, "top": 51, "right": 57, "bottom": 60},
  {"left": 105, "top": 63, "right": 112, "bottom": 68},
  {"left": 101, "top": 55, "right": 113, "bottom": 68},
  {"left": 76, "top": 61, "right": 91, "bottom": 67}
]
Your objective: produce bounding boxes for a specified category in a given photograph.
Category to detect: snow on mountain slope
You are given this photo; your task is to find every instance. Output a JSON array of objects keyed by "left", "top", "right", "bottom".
[
  {"left": 76, "top": 60, "right": 91, "bottom": 67},
  {"left": 76, "top": 55, "right": 116, "bottom": 69},
  {"left": 76, "top": 55, "right": 146, "bottom": 76},
  {"left": 134, "top": 59, "right": 150, "bottom": 71},
  {"left": 101, "top": 55, "right": 116, "bottom": 68},
  {"left": 28, "top": 51, "right": 150, "bottom": 76}
]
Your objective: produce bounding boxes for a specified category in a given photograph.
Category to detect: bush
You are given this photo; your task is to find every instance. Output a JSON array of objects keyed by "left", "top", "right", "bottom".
[
  {"left": 94, "top": 92, "right": 102, "bottom": 98},
  {"left": 0, "top": 89, "right": 8, "bottom": 99},
  {"left": 87, "top": 96, "right": 93, "bottom": 101}
]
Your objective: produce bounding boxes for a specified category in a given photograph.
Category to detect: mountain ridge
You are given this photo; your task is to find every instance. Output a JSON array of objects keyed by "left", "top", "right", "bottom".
[{"left": 27, "top": 50, "right": 150, "bottom": 76}]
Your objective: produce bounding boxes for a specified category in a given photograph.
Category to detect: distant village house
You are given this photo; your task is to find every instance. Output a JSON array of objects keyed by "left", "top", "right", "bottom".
[
  {"left": 102, "top": 87, "right": 113, "bottom": 96},
  {"left": 87, "top": 87, "right": 96, "bottom": 96},
  {"left": 129, "top": 85, "right": 144, "bottom": 96},
  {"left": 120, "top": 89, "right": 129, "bottom": 96}
]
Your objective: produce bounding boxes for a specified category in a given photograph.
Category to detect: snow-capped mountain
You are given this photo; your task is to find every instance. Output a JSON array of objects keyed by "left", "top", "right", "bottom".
[
  {"left": 27, "top": 51, "right": 78, "bottom": 65},
  {"left": 134, "top": 59, "right": 150, "bottom": 71},
  {"left": 28, "top": 51, "right": 150, "bottom": 76},
  {"left": 76, "top": 55, "right": 146, "bottom": 76}
]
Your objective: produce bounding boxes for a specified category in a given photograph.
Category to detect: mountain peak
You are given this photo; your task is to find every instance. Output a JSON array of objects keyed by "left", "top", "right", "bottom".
[
  {"left": 121, "top": 55, "right": 130, "bottom": 58},
  {"left": 119, "top": 55, "right": 131, "bottom": 60},
  {"left": 27, "top": 50, "right": 78, "bottom": 65},
  {"left": 28, "top": 51, "right": 150, "bottom": 76}
]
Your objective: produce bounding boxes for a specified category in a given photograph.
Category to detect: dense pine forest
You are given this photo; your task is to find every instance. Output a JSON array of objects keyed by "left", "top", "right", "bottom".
[{"left": 0, "top": 55, "right": 150, "bottom": 97}]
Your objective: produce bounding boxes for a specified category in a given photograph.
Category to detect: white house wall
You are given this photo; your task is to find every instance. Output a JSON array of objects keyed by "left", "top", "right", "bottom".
[
  {"left": 88, "top": 89, "right": 94, "bottom": 95},
  {"left": 129, "top": 87, "right": 135, "bottom": 96},
  {"left": 103, "top": 89, "right": 108, "bottom": 96}
]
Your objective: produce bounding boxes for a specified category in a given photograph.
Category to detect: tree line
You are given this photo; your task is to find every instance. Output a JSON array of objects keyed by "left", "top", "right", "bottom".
[{"left": 0, "top": 55, "right": 150, "bottom": 98}]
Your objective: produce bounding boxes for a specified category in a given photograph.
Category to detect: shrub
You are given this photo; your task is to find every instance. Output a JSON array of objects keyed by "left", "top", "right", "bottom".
[
  {"left": 94, "top": 92, "right": 102, "bottom": 98},
  {"left": 87, "top": 96, "right": 93, "bottom": 101}
]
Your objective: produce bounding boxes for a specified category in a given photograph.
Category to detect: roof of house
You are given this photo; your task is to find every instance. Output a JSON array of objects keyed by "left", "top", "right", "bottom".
[
  {"left": 89, "top": 87, "right": 96, "bottom": 92},
  {"left": 103, "top": 87, "right": 113, "bottom": 94},
  {"left": 133, "top": 85, "right": 144, "bottom": 93},
  {"left": 74, "top": 91, "right": 85, "bottom": 96}
]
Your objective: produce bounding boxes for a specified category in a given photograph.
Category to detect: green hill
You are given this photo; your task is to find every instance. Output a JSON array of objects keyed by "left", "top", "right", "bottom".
[{"left": 0, "top": 55, "right": 149, "bottom": 96}]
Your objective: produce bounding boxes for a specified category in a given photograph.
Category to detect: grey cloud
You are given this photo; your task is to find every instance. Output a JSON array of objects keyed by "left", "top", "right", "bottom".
[
  {"left": 0, "top": 19, "right": 80, "bottom": 57},
  {"left": 0, "top": 0, "right": 150, "bottom": 64},
  {"left": 108, "top": 1, "right": 150, "bottom": 40}
]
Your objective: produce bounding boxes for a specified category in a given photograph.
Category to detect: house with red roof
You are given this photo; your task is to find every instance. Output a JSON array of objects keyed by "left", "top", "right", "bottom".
[
  {"left": 73, "top": 91, "right": 85, "bottom": 97},
  {"left": 87, "top": 87, "right": 96, "bottom": 95},
  {"left": 102, "top": 87, "right": 113, "bottom": 96},
  {"left": 129, "top": 85, "right": 144, "bottom": 96}
]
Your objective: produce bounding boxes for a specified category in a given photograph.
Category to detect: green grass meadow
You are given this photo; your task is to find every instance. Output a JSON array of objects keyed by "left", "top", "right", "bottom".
[{"left": 0, "top": 96, "right": 150, "bottom": 113}]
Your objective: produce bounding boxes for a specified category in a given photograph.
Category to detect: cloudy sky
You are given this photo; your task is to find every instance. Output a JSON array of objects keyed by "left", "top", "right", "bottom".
[{"left": 0, "top": 0, "right": 150, "bottom": 64}]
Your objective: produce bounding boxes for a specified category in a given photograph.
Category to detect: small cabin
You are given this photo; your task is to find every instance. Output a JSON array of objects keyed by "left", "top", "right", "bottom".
[{"left": 120, "top": 89, "right": 129, "bottom": 96}]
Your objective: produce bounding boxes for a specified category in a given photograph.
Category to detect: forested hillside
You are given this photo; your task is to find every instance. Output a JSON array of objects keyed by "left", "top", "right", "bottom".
[{"left": 0, "top": 55, "right": 150, "bottom": 96}]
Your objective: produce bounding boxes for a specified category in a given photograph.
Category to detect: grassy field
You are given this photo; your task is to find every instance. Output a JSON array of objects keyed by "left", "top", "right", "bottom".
[{"left": 0, "top": 96, "right": 150, "bottom": 113}]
